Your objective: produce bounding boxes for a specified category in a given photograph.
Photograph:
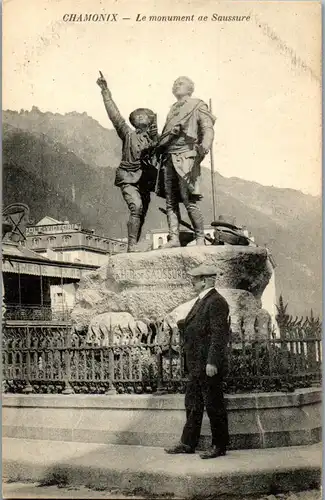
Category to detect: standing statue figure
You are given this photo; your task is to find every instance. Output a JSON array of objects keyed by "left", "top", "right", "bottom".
[
  {"left": 97, "top": 73, "right": 158, "bottom": 252},
  {"left": 155, "top": 76, "right": 216, "bottom": 247}
]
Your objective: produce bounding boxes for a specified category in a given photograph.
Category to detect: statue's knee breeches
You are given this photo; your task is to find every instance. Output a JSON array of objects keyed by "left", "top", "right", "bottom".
[
  {"left": 120, "top": 184, "right": 143, "bottom": 217},
  {"left": 164, "top": 159, "right": 180, "bottom": 211}
]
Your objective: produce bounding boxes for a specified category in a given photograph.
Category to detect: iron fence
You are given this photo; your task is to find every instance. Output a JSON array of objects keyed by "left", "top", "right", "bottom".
[{"left": 2, "top": 315, "right": 322, "bottom": 395}]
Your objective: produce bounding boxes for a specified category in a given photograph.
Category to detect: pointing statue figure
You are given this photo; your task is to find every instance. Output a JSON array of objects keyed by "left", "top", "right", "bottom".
[
  {"left": 155, "top": 76, "right": 216, "bottom": 247},
  {"left": 97, "top": 72, "right": 158, "bottom": 252}
]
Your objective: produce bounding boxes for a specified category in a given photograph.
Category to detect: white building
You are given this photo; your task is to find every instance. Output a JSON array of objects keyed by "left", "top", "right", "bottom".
[
  {"left": 25, "top": 216, "right": 127, "bottom": 266},
  {"left": 21, "top": 216, "right": 128, "bottom": 318}
]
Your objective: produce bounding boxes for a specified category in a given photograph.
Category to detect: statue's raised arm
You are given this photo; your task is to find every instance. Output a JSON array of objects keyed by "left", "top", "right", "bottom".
[{"left": 96, "top": 71, "right": 130, "bottom": 140}]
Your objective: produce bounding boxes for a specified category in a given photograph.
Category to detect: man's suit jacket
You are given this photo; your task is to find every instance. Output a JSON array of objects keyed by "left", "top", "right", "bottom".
[{"left": 179, "top": 289, "right": 230, "bottom": 378}]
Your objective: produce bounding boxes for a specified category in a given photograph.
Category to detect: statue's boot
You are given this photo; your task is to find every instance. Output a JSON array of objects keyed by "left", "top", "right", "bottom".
[
  {"left": 195, "top": 236, "right": 205, "bottom": 246},
  {"left": 163, "top": 212, "right": 181, "bottom": 248},
  {"left": 187, "top": 203, "right": 205, "bottom": 246},
  {"left": 127, "top": 218, "right": 143, "bottom": 253},
  {"left": 163, "top": 235, "right": 181, "bottom": 248},
  {"left": 136, "top": 213, "right": 146, "bottom": 243}
]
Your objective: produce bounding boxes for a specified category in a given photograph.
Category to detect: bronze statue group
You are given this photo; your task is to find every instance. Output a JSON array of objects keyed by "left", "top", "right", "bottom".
[
  {"left": 97, "top": 74, "right": 230, "bottom": 460},
  {"left": 97, "top": 73, "right": 215, "bottom": 253}
]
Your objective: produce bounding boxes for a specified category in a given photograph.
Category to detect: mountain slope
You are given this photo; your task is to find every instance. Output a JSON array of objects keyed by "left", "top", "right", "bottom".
[
  {"left": 3, "top": 107, "right": 121, "bottom": 168},
  {"left": 215, "top": 174, "right": 319, "bottom": 227},
  {"left": 2, "top": 123, "right": 126, "bottom": 235}
]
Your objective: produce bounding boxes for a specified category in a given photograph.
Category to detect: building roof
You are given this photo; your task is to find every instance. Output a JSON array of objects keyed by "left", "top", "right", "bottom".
[
  {"left": 36, "top": 216, "right": 63, "bottom": 226},
  {"left": 3, "top": 242, "right": 50, "bottom": 261},
  {"left": 2, "top": 242, "right": 98, "bottom": 279}
]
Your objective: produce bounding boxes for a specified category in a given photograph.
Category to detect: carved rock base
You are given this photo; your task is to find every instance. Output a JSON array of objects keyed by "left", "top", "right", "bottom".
[{"left": 72, "top": 246, "right": 272, "bottom": 340}]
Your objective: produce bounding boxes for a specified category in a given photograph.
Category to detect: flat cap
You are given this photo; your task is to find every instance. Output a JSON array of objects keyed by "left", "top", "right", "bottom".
[{"left": 188, "top": 264, "right": 218, "bottom": 277}]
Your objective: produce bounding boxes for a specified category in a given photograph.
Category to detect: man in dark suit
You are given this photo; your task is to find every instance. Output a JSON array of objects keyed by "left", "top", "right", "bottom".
[{"left": 165, "top": 264, "right": 230, "bottom": 459}]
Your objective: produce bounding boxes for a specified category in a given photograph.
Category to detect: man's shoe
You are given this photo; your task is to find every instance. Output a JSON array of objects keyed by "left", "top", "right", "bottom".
[
  {"left": 199, "top": 446, "right": 226, "bottom": 459},
  {"left": 164, "top": 443, "right": 195, "bottom": 454}
]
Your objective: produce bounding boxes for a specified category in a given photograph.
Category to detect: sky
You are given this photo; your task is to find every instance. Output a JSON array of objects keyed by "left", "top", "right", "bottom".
[{"left": 3, "top": 0, "right": 322, "bottom": 195}]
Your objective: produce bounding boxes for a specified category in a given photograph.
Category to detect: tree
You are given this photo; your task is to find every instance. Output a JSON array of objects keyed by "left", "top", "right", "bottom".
[{"left": 275, "top": 294, "right": 291, "bottom": 336}]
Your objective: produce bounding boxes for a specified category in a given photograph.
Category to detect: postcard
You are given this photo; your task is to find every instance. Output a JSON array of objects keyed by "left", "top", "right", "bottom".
[{"left": 2, "top": 1, "right": 322, "bottom": 498}]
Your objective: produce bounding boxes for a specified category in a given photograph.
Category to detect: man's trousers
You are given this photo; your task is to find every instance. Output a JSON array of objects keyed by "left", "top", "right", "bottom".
[{"left": 181, "top": 374, "right": 229, "bottom": 450}]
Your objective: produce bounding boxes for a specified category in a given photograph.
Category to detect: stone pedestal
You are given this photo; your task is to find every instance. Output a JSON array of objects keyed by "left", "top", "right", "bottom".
[
  {"left": 72, "top": 246, "right": 273, "bottom": 340},
  {"left": 3, "top": 388, "right": 321, "bottom": 450}
]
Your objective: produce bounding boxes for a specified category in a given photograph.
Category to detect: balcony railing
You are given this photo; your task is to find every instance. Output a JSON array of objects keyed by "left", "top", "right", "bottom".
[{"left": 3, "top": 305, "right": 71, "bottom": 322}]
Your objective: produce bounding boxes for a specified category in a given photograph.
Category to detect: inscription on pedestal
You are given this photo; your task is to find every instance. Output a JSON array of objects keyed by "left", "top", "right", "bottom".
[{"left": 114, "top": 267, "right": 188, "bottom": 283}]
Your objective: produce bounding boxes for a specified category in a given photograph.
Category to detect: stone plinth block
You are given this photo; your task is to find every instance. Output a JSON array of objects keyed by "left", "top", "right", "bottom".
[{"left": 72, "top": 246, "right": 272, "bottom": 329}]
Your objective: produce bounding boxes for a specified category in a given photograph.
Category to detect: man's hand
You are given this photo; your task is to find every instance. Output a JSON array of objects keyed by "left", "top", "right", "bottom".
[
  {"left": 195, "top": 144, "right": 209, "bottom": 157},
  {"left": 206, "top": 364, "right": 218, "bottom": 377},
  {"left": 148, "top": 114, "right": 158, "bottom": 137},
  {"left": 170, "top": 124, "right": 181, "bottom": 135},
  {"left": 96, "top": 73, "right": 109, "bottom": 92}
]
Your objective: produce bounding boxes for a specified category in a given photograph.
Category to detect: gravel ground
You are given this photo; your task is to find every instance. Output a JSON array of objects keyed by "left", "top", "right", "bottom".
[{"left": 2, "top": 481, "right": 322, "bottom": 500}]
